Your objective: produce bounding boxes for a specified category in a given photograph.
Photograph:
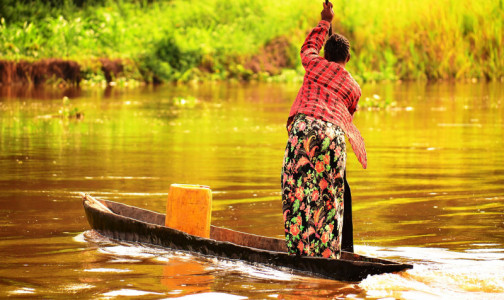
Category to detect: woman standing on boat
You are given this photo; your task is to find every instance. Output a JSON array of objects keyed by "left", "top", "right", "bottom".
[{"left": 281, "top": 1, "right": 367, "bottom": 259}]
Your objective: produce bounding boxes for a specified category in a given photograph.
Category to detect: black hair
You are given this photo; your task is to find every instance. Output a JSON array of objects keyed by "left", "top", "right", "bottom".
[{"left": 324, "top": 33, "right": 350, "bottom": 63}]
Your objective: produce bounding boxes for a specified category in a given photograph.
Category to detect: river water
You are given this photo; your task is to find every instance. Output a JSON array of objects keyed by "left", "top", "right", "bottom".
[{"left": 0, "top": 82, "right": 503, "bottom": 299}]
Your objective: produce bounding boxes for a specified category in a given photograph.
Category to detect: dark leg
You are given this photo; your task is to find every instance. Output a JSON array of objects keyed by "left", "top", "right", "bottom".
[{"left": 341, "top": 171, "right": 354, "bottom": 253}]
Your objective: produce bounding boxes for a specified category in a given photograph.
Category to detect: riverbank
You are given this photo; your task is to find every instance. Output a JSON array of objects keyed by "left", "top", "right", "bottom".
[
  {"left": 0, "top": 58, "right": 132, "bottom": 86},
  {"left": 0, "top": 0, "right": 502, "bottom": 86}
]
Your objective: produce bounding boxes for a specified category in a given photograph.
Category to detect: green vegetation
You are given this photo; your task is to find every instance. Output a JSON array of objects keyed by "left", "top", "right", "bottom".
[
  {"left": 336, "top": 0, "right": 504, "bottom": 82},
  {"left": 0, "top": 0, "right": 502, "bottom": 84}
]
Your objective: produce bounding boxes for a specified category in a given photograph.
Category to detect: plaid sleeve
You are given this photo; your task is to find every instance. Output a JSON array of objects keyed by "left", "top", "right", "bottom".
[
  {"left": 300, "top": 20, "right": 330, "bottom": 69},
  {"left": 348, "top": 86, "right": 361, "bottom": 116}
]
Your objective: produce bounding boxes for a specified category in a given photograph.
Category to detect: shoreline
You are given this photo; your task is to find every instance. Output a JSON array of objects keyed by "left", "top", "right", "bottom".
[
  {"left": 1, "top": 58, "right": 503, "bottom": 88},
  {"left": 2, "top": 0, "right": 502, "bottom": 86},
  {"left": 0, "top": 58, "right": 127, "bottom": 86}
]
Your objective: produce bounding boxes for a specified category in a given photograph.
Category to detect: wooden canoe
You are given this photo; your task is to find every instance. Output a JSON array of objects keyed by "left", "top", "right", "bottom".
[{"left": 81, "top": 194, "right": 413, "bottom": 281}]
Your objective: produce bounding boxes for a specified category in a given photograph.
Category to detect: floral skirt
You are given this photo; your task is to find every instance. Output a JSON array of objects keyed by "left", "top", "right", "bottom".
[{"left": 281, "top": 114, "right": 346, "bottom": 259}]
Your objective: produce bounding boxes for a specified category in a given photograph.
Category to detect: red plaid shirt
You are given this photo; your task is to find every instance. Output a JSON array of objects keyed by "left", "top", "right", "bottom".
[{"left": 288, "top": 20, "right": 367, "bottom": 169}]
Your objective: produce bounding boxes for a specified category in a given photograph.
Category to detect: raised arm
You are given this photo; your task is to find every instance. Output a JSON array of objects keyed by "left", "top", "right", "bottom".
[{"left": 300, "top": 2, "right": 334, "bottom": 68}]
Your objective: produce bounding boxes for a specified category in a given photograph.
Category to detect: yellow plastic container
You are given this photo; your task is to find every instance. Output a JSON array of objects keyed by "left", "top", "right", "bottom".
[{"left": 165, "top": 184, "right": 212, "bottom": 238}]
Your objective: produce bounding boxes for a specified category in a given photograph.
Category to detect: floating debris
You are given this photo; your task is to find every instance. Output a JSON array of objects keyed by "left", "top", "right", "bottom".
[{"left": 172, "top": 96, "right": 200, "bottom": 108}]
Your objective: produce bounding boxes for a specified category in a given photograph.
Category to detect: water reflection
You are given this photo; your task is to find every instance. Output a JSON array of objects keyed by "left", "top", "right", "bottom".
[
  {"left": 161, "top": 260, "right": 213, "bottom": 295},
  {"left": 77, "top": 231, "right": 504, "bottom": 299},
  {"left": 0, "top": 85, "right": 83, "bottom": 100},
  {"left": 80, "top": 231, "right": 367, "bottom": 299}
]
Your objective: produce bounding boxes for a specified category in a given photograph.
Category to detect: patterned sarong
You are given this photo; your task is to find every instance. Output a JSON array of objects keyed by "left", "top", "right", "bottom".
[{"left": 281, "top": 113, "right": 346, "bottom": 259}]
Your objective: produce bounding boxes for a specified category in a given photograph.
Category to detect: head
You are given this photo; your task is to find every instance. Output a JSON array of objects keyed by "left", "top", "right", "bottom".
[{"left": 324, "top": 33, "right": 351, "bottom": 65}]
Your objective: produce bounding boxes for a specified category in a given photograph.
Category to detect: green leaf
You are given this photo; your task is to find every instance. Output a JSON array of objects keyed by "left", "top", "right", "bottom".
[
  {"left": 327, "top": 208, "right": 336, "bottom": 221},
  {"left": 293, "top": 199, "right": 300, "bottom": 213},
  {"left": 321, "top": 137, "right": 330, "bottom": 151}
]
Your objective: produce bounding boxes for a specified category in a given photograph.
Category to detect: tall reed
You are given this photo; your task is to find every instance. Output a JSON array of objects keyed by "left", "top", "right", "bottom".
[{"left": 332, "top": 0, "right": 504, "bottom": 81}]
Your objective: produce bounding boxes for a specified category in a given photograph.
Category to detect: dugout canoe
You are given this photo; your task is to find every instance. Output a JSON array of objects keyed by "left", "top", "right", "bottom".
[{"left": 81, "top": 194, "right": 413, "bottom": 281}]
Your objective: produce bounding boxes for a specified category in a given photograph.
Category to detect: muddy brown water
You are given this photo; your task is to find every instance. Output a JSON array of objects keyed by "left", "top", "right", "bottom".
[{"left": 0, "top": 82, "right": 503, "bottom": 298}]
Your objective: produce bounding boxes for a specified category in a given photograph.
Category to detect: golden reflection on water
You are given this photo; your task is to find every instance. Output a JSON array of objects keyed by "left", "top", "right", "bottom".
[
  {"left": 161, "top": 259, "right": 213, "bottom": 295},
  {"left": 0, "top": 82, "right": 503, "bottom": 298}
]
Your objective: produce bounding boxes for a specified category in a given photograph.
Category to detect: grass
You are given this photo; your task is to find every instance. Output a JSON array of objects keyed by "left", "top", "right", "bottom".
[
  {"left": 336, "top": 0, "right": 504, "bottom": 82},
  {"left": 0, "top": 0, "right": 502, "bottom": 83}
]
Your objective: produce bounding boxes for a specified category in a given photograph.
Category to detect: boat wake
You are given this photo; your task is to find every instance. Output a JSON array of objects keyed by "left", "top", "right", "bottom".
[
  {"left": 77, "top": 230, "right": 300, "bottom": 282},
  {"left": 358, "top": 246, "right": 504, "bottom": 299},
  {"left": 76, "top": 230, "right": 504, "bottom": 299}
]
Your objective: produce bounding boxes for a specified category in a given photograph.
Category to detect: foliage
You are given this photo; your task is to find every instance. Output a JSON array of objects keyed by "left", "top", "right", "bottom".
[
  {"left": 334, "top": 0, "right": 504, "bottom": 81},
  {"left": 0, "top": 0, "right": 502, "bottom": 83},
  {"left": 59, "top": 96, "right": 83, "bottom": 118}
]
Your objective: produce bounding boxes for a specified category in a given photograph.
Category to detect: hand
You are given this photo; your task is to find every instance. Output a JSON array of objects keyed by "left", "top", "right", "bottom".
[{"left": 321, "top": 1, "right": 334, "bottom": 23}]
